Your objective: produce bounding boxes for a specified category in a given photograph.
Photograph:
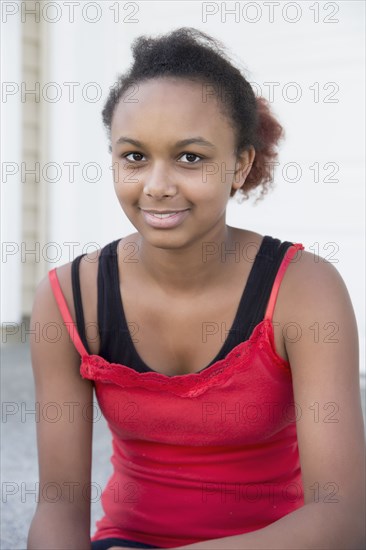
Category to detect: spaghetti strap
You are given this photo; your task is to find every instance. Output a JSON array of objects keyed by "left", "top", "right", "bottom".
[
  {"left": 48, "top": 268, "right": 89, "bottom": 358},
  {"left": 71, "top": 254, "right": 90, "bottom": 354},
  {"left": 264, "top": 243, "right": 305, "bottom": 321}
]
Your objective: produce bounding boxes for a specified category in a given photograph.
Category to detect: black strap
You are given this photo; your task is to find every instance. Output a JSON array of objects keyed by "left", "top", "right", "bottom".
[
  {"left": 71, "top": 253, "right": 91, "bottom": 355},
  {"left": 238, "top": 237, "right": 294, "bottom": 340},
  {"left": 199, "top": 236, "right": 293, "bottom": 365}
]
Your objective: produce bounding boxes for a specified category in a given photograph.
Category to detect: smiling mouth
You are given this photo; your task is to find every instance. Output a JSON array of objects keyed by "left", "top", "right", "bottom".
[
  {"left": 139, "top": 208, "right": 191, "bottom": 228},
  {"left": 145, "top": 212, "right": 184, "bottom": 218},
  {"left": 139, "top": 208, "right": 190, "bottom": 218}
]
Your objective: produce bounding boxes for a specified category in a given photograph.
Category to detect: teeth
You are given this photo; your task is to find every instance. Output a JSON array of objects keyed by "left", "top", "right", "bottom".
[{"left": 151, "top": 212, "right": 178, "bottom": 218}]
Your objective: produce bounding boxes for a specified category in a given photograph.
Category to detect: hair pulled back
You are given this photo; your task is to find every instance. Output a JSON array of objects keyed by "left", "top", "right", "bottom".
[{"left": 102, "top": 27, "right": 284, "bottom": 202}]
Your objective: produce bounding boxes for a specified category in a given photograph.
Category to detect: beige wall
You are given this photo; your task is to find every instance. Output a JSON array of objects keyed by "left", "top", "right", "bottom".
[{"left": 22, "top": 15, "right": 43, "bottom": 315}]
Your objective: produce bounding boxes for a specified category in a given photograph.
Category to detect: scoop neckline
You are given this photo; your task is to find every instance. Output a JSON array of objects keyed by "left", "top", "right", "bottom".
[{"left": 80, "top": 318, "right": 291, "bottom": 391}]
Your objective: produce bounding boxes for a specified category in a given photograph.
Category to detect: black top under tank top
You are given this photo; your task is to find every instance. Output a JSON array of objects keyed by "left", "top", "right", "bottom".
[{"left": 71, "top": 235, "right": 294, "bottom": 372}]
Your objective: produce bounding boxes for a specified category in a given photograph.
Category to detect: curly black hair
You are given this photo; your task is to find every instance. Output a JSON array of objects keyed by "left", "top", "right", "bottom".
[{"left": 102, "top": 27, "right": 284, "bottom": 203}]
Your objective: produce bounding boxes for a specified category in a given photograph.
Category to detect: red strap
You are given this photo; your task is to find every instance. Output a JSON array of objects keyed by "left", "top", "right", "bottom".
[
  {"left": 48, "top": 268, "right": 89, "bottom": 358},
  {"left": 264, "top": 243, "right": 305, "bottom": 321}
]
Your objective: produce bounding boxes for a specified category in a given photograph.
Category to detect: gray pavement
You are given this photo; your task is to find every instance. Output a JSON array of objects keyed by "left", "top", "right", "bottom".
[
  {"left": 1, "top": 341, "right": 366, "bottom": 549},
  {"left": 1, "top": 341, "right": 113, "bottom": 549}
]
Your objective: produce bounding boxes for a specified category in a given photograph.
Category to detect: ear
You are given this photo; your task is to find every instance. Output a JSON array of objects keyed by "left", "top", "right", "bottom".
[{"left": 231, "top": 146, "right": 256, "bottom": 192}]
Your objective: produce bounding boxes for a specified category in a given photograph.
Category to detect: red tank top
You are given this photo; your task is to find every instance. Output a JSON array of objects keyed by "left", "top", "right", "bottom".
[{"left": 49, "top": 241, "right": 305, "bottom": 548}]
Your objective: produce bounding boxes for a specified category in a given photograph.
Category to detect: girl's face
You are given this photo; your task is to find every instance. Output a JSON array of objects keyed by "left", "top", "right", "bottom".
[{"left": 110, "top": 77, "right": 254, "bottom": 249}]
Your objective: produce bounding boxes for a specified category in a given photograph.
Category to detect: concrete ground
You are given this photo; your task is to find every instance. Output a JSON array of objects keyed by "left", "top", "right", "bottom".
[
  {"left": 1, "top": 341, "right": 113, "bottom": 549},
  {"left": 1, "top": 340, "right": 365, "bottom": 549}
]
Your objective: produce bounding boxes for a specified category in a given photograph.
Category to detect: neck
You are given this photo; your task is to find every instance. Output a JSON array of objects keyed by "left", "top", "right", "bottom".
[{"left": 136, "top": 223, "right": 238, "bottom": 296}]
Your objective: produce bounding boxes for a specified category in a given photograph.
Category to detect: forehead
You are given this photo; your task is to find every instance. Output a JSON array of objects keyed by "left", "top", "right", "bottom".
[{"left": 111, "top": 77, "right": 232, "bottom": 138}]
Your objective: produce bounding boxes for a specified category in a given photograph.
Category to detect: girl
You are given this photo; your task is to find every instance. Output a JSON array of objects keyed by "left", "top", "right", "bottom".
[{"left": 27, "top": 28, "right": 365, "bottom": 550}]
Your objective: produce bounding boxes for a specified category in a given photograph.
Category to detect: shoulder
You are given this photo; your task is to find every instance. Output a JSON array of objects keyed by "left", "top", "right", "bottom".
[
  {"left": 228, "top": 228, "right": 352, "bottom": 311},
  {"left": 278, "top": 245, "right": 359, "bottom": 378},
  {"left": 254, "top": 234, "right": 358, "bottom": 365},
  {"left": 50, "top": 234, "right": 137, "bottom": 297},
  {"left": 281, "top": 246, "right": 356, "bottom": 325},
  {"left": 34, "top": 248, "right": 101, "bottom": 354},
  {"left": 37, "top": 234, "right": 136, "bottom": 355},
  {"left": 49, "top": 246, "right": 101, "bottom": 317}
]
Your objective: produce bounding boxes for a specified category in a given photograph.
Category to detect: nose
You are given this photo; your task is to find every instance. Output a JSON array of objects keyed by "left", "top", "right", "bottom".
[{"left": 143, "top": 163, "right": 177, "bottom": 199}]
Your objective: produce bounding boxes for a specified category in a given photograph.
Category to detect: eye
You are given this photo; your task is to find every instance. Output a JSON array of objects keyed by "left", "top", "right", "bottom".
[
  {"left": 121, "top": 152, "right": 146, "bottom": 162},
  {"left": 120, "top": 151, "right": 203, "bottom": 164},
  {"left": 179, "top": 153, "right": 203, "bottom": 163}
]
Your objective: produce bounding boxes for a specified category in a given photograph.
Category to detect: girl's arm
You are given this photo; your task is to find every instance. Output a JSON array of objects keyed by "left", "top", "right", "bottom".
[
  {"left": 27, "top": 264, "right": 94, "bottom": 549},
  {"left": 111, "top": 250, "right": 364, "bottom": 550}
]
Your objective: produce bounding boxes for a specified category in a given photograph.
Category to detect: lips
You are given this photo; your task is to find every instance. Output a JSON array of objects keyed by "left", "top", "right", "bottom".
[
  {"left": 140, "top": 208, "right": 189, "bottom": 214},
  {"left": 144, "top": 211, "right": 184, "bottom": 219},
  {"left": 140, "top": 208, "right": 190, "bottom": 229}
]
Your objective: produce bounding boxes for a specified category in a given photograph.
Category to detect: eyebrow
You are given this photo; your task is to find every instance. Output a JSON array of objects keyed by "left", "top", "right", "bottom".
[{"left": 115, "top": 136, "right": 216, "bottom": 149}]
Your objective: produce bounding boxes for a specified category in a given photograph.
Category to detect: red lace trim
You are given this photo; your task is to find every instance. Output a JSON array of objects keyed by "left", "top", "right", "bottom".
[{"left": 79, "top": 319, "right": 291, "bottom": 398}]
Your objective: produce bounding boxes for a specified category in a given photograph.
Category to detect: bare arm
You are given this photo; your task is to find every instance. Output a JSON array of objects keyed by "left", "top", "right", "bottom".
[{"left": 27, "top": 263, "right": 94, "bottom": 549}]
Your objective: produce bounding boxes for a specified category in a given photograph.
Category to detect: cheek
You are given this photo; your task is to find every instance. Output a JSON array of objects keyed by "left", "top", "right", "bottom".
[
  {"left": 113, "top": 165, "right": 129, "bottom": 187},
  {"left": 112, "top": 164, "right": 139, "bottom": 201},
  {"left": 189, "top": 174, "right": 232, "bottom": 206},
  {"left": 113, "top": 184, "right": 137, "bottom": 210},
  {"left": 198, "top": 160, "right": 236, "bottom": 195}
]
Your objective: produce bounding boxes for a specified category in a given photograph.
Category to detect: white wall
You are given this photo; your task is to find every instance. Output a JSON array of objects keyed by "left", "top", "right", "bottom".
[{"left": 43, "top": 1, "right": 365, "bottom": 372}]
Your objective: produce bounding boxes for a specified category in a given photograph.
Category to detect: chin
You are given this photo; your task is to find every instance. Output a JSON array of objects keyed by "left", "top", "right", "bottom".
[{"left": 140, "top": 228, "right": 194, "bottom": 250}]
